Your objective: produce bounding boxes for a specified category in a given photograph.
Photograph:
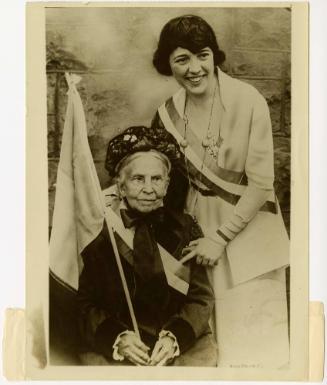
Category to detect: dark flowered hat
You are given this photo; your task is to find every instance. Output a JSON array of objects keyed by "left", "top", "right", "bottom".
[{"left": 105, "top": 126, "right": 183, "bottom": 177}]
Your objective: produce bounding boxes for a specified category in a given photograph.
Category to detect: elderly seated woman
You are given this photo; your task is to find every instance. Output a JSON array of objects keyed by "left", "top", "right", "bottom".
[{"left": 77, "top": 126, "right": 217, "bottom": 367}]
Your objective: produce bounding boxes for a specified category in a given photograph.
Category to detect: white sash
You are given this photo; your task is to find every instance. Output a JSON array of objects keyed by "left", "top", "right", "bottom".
[
  {"left": 158, "top": 102, "right": 289, "bottom": 284},
  {"left": 105, "top": 206, "right": 190, "bottom": 295},
  {"left": 158, "top": 103, "right": 276, "bottom": 203}
]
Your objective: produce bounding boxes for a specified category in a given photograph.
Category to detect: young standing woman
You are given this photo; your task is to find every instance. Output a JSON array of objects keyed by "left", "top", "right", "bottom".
[{"left": 151, "top": 15, "right": 290, "bottom": 368}]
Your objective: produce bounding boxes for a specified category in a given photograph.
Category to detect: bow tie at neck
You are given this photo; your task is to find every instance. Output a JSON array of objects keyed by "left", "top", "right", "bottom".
[
  {"left": 119, "top": 204, "right": 169, "bottom": 306},
  {"left": 120, "top": 206, "right": 165, "bottom": 229}
]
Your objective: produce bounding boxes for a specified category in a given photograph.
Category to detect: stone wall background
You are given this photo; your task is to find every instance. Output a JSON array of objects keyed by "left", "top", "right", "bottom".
[{"left": 46, "top": 7, "right": 291, "bottom": 233}]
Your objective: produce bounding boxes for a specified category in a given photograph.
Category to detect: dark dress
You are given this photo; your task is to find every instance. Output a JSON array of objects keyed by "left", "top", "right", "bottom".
[{"left": 77, "top": 206, "right": 216, "bottom": 365}]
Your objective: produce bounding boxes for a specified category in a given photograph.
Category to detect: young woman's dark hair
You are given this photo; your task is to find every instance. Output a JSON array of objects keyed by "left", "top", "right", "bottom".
[{"left": 153, "top": 15, "right": 226, "bottom": 76}]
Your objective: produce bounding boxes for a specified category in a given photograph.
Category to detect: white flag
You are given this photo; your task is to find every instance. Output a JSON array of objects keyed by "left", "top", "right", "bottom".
[{"left": 49, "top": 73, "right": 105, "bottom": 291}]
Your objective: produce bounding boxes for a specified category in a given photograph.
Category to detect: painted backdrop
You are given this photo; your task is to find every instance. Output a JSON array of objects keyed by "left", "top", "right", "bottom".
[{"left": 46, "top": 6, "right": 291, "bottom": 232}]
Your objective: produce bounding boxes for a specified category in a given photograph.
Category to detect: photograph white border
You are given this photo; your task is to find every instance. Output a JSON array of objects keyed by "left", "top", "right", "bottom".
[{"left": 25, "top": 1, "right": 309, "bottom": 381}]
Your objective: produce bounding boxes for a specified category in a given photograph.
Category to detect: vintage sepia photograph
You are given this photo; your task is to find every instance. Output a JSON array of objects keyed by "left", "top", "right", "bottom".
[
  {"left": 25, "top": 2, "right": 309, "bottom": 381},
  {"left": 47, "top": 5, "right": 291, "bottom": 368}
]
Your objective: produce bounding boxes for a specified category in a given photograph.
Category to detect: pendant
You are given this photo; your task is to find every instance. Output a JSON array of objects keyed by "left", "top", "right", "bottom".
[
  {"left": 217, "top": 135, "right": 224, "bottom": 148},
  {"left": 180, "top": 138, "right": 188, "bottom": 148},
  {"left": 202, "top": 138, "right": 210, "bottom": 148}
]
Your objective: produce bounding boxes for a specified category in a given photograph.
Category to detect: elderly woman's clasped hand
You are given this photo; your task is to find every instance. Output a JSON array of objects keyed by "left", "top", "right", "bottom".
[
  {"left": 150, "top": 335, "right": 176, "bottom": 366},
  {"left": 117, "top": 332, "right": 175, "bottom": 366},
  {"left": 181, "top": 237, "right": 225, "bottom": 266},
  {"left": 117, "top": 332, "right": 151, "bottom": 366}
]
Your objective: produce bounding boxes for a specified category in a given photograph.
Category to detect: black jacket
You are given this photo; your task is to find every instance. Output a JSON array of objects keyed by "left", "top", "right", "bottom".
[{"left": 77, "top": 208, "right": 214, "bottom": 361}]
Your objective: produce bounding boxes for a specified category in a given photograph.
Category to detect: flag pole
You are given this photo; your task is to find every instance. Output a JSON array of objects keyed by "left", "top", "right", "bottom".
[{"left": 104, "top": 217, "right": 141, "bottom": 339}]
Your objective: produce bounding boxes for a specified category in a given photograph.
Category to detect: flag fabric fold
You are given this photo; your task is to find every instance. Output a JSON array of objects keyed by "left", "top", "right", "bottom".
[{"left": 49, "top": 73, "right": 105, "bottom": 291}]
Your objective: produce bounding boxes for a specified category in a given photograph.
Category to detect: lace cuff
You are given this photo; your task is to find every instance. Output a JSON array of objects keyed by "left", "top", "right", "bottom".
[
  {"left": 112, "top": 330, "right": 134, "bottom": 361},
  {"left": 159, "top": 329, "right": 180, "bottom": 358}
]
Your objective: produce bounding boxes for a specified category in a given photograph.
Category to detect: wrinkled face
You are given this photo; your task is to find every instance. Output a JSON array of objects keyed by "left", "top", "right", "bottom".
[
  {"left": 169, "top": 47, "right": 215, "bottom": 96},
  {"left": 118, "top": 152, "right": 170, "bottom": 213}
]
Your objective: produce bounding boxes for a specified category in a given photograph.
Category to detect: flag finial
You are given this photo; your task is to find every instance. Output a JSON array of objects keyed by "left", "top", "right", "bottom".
[{"left": 65, "top": 72, "right": 82, "bottom": 89}]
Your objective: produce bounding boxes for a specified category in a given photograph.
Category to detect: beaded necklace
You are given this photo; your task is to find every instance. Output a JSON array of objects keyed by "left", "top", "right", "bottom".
[{"left": 180, "top": 80, "right": 224, "bottom": 214}]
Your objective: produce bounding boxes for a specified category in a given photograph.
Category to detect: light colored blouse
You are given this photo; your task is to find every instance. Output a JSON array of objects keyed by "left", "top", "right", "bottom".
[
  {"left": 155, "top": 67, "right": 289, "bottom": 284},
  {"left": 163, "top": 68, "right": 274, "bottom": 240}
]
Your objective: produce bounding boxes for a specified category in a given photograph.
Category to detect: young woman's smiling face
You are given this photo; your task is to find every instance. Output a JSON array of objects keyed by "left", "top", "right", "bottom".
[{"left": 169, "top": 47, "right": 215, "bottom": 96}]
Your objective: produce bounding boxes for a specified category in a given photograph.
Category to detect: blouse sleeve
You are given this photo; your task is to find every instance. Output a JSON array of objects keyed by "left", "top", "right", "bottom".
[{"left": 217, "top": 92, "right": 275, "bottom": 242}]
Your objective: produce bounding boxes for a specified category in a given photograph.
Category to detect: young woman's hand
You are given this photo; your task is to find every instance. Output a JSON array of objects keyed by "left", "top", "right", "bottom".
[{"left": 181, "top": 237, "right": 225, "bottom": 266}]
